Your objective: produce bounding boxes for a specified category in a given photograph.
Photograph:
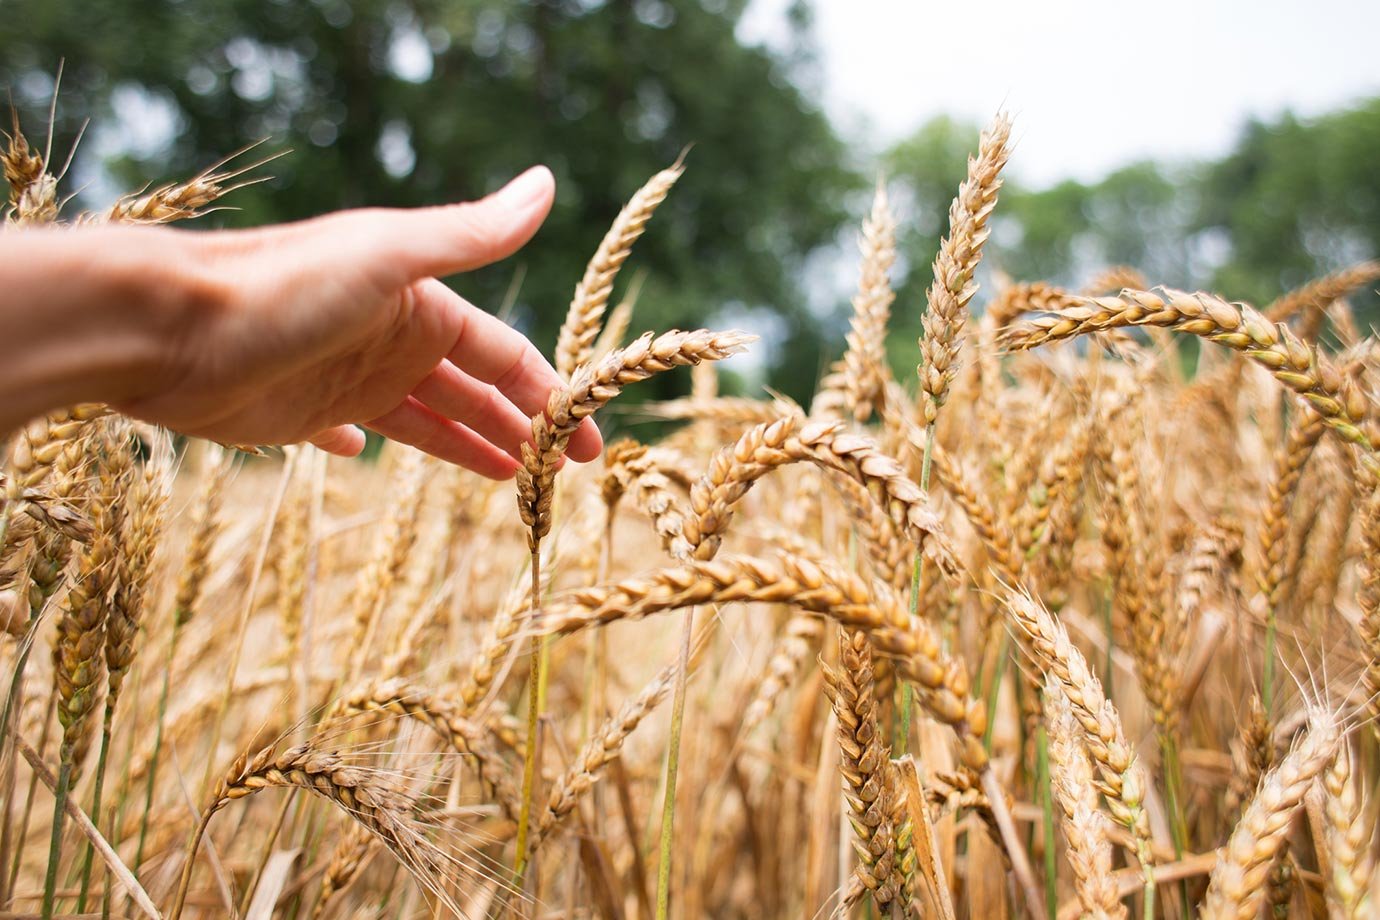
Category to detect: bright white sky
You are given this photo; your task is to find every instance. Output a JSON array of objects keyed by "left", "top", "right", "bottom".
[{"left": 740, "top": 0, "right": 1380, "bottom": 186}]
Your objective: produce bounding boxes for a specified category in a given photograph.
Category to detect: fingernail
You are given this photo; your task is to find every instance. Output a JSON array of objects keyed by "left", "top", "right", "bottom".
[{"left": 494, "top": 166, "right": 552, "bottom": 211}]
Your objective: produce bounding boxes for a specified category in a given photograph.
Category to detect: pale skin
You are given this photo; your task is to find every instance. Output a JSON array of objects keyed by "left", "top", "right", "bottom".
[{"left": 0, "top": 165, "right": 602, "bottom": 479}]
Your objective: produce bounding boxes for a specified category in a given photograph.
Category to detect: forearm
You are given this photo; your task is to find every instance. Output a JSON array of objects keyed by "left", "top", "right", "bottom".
[{"left": 0, "top": 226, "right": 205, "bottom": 437}]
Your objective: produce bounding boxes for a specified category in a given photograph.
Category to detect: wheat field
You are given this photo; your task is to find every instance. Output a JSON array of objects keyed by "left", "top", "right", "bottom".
[{"left": 2, "top": 108, "right": 1380, "bottom": 920}]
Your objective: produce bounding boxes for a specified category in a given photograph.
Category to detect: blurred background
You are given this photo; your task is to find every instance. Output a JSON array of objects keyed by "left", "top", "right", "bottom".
[{"left": 4, "top": 0, "right": 1380, "bottom": 409}]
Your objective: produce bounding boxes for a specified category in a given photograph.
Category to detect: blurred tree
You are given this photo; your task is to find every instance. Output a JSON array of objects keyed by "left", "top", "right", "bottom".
[
  {"left": 1199, "top": 99, "right": 1380, "bottom": 314},
  {"left": 887, "top": 99, "right": 1380, "bottom": 349},
  {"left": 0, "top": 0, "right": 860, "bottom": 405}
]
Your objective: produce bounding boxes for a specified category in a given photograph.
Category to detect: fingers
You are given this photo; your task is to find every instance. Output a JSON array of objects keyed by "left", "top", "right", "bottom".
[
  {"left": 414, "top": 279, "right": 603, "bottom": 462},
  {"left": 410, "top": 362, "right": 535, "bottom": 461},
  {"left": 309, "top": 425, "right": 367, "bottom": 458},
  {"left": 366, "top": 397, "right": 521, "bottom": 480}
]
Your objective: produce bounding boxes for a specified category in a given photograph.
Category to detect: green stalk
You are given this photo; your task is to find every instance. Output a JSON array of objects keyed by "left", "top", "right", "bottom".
[
  {"left": 982, "top": 633, "right": 1010, "bottom": 754},
  {"left": 894, "top": 552, "right": 918, "bottom": 751},
  {"left": 656, "top": 606, "right": 696, "bottom": 920},
  {"left": 1161, "top": 733, "right": 1191, "bottom": 920},
  {"left": 1036, "top": 724, "right": 1057, "bottom": 920},
  {"left": 0, "top": 637, "right": 32, "bottom": 907},
  {"left": 75, "top": 711, "right": 115, "bottom": 911},
  {"left": 896, "top": 421, "right": 938, "bottom": 755},
  {"left": 512, "top": 552, "right": 544, "bottom": 888},
  {"left": 133, "top": 623, "right": 181, "bottom": 875},
  {"left": 0, "top": 621, "right": 39, "bottom": 773},
  {"left": 40, "top": 753, "right": 73, "bottom": 920},
  {"left": 1161, "top": 735, "right": 1187, "bottom": 857},
  {"left": 6, "top": 696, "right": 53, "bottom": 905}
]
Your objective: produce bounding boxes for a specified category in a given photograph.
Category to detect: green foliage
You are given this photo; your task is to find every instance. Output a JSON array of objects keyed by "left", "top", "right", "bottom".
[{"left": 1199, "top": 99, "right": 1380, "bottom": 310}]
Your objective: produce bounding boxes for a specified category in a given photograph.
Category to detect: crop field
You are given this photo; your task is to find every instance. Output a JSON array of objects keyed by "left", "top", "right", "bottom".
[{"left": 2, "top": 111, "right": 1379, "bottom": 920}]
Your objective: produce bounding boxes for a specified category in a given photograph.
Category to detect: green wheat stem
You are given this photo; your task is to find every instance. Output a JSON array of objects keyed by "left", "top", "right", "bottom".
[
  {"left": 74, "top": 712, "right": 115, "bottom": 912},
  {"left": 40, "top": 752, "right": 73, "bottom": 920},
  {"left": 982, "top": 633, "right": 1010, "bottom": 754},
  {"left": 656, "top": 606, "right": 697, "bottom": 920},
  {"left": 133, "top": 622, "right": 182, "bottom": 876},
  {"left": 897, "top": 421, "right": 939, "bottom": 756},
  {"left": 1101, "top": 585, "right": 1115, "bottom": 696},
  {"left": 1262, "top": 608, "right": 1279, "bottom": 716}
]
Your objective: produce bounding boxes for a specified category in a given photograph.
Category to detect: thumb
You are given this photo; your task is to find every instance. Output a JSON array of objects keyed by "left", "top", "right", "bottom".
[{"left": 384, "top": 165, "right": 555, "bottom": 281}]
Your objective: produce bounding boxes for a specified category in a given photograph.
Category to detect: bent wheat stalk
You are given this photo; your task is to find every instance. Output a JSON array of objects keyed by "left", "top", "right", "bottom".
[
  {"left": 170, "top": 741, "right": 458, "bottom": 920},
  {"left": 1002, "top": 289, "right": 1379, "bottom": 471},
  {"left": 512, "top": 327, "right": 753, "bottom": 880}
]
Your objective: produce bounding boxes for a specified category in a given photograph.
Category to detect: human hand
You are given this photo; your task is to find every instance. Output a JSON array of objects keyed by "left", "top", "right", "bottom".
[{"left": 105, "top": 166, "right": 601, "bottom": 478}]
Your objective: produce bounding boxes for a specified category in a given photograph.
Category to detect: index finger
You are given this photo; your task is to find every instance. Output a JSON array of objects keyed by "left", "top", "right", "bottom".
[{"left": 421, "top": 278, "right": 603, "bottom": 462}]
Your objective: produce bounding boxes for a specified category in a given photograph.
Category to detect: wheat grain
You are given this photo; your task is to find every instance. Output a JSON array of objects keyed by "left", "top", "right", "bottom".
[
  {"left": 1201, "top": 708, "right": 1339, "bottom": 920},
  {"left": 918, "top": 114, "right": 1013, "bottom": 425},
  {"left": 842, "top": 182, "right": 898, "bottom": 423},
  {"left": 555, "top": 159, "right": 685, "bottom": 379},
  {"left": 1044, "top": 681, "right": 1126, "bottom": 920}
]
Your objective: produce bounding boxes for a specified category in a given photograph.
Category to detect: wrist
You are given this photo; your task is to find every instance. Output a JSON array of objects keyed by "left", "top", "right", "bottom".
[{"left": 0, "top": 226, "right": 222, "bottom": 431}]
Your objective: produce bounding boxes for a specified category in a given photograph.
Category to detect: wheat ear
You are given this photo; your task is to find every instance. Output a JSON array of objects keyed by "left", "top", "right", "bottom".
[
  {"left": 918, "top": 113, "right": 1013, "bottom": 425},
  {"left": 77, "top": 437, "right": 170, "bottom": 910},
  {"left": 555, "top": 158, "right": 685, "bottom": 379},
  {"left": 518, "top": 329, "right": 755, "bottom": 551},
  {"left": 683, "top": 415, "right": 952, "bottom": 574},
  {"left": 1356, "top": 487, "right": 1380, "bottom": 740},
  {"left": 333, "top": 678, "right": 519, "bottom": 818},
  {"left": 823, "top": 631, "right": 900, "bottom": 910},
  {"left": 1321, "top": 744, "right": 1375, "bottom": 919},
  {"left": 1201, "top": 707, "right": 1339, "bottom": 920},
  {"left": 841, "top": 181, "right": 898, "bottom": 422},
  {"left": 530, "top": 654, "right": 687, "bottom": 852},
  {"left": 536, "top": 551, "right": 989, "bottom": 770},
  {"left": 312, "top": 823, "right": 376, "bottom": 919},
  {"left": 41, "top": 420, "right": 130, "bottom": 917},
  {"left": 2, "top": 115, "right": 56, "bottom": 224},
  {"left": 169, "top": 740, "right": 456, "bottom": 920},
  {"left": 1264, "top": 260, "right": 1380, "bottom": 324},
  {"left": 1045, "top": 681, "right": 1127, "bottom": 920},
  {"left": 1002, "top": 590, "right": 1155, "bottom": 907}
]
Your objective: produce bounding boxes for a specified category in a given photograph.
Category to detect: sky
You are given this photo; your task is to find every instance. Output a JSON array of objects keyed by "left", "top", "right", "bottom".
[{"left": 739, "top": 0, "right": 1380, "bottom": 186}]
